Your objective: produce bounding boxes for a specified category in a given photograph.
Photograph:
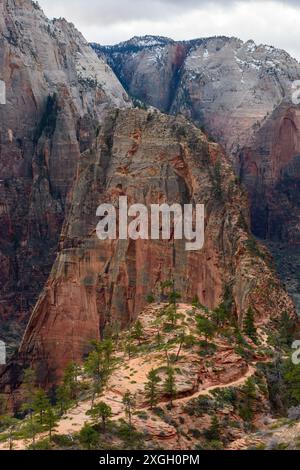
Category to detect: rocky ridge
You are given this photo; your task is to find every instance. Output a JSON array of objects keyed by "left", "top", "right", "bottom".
[
  {"left": 94, "top": 35, "right": 300, "bottom": 243},
  {"left": 14, "top": 108, "right": 294, "bottom": 384},
  {"left": 0, "top": 0, "right": 130, "bottom": 351}
]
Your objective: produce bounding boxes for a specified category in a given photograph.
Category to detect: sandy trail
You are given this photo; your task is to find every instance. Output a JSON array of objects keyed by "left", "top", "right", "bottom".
[{"left": 0, "top": 361, "right": 257, "bottom": 450}]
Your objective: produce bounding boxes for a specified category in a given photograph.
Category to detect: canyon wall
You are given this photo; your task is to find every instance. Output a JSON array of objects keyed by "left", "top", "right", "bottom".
[
  {"left": 96, "top": 35, "right": 300, "bottom": 242},
  {"left": 0, "top": 0, "right": 130, "bottom": 351},
  {"left": 18, "top": 108, "right": 294, "bottom": 384}
]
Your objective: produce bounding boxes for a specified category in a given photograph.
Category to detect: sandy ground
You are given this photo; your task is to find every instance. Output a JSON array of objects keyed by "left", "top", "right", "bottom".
[{"left": 0, "top": 361, "right": 256, "bottom": 450}]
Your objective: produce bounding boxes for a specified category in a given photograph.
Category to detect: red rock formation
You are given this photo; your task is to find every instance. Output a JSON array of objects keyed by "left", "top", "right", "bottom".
[
  {"left": 17, "top": 109, "right": 294, "bottom": 384},
  {"left": 97, "top": 36, "right": 300, "bottom": 244},
  {"left": 0, "top": 0, "right": 130, "bottom": 351},
  {"left": 239, "top": 104, "right": 300, "bottom": 242}
]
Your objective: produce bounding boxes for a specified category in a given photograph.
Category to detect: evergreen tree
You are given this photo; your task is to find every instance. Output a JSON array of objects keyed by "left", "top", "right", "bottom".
[
  {"left": 169, "top": 290, "right": 181, "bottom": 309},
  {"left": 101, "top": 339, "right": 113, "bottom": 369},
  {"left": 56, "top": 384, "right": 71, "bottom": 416},
  {"left": 1, "top": 416, "right": 20, "bottom": 450},
  {"left": 124, "top": 334, "right": 137, "bottom": 360},
  {"left": 144, "top": 369, "right": 161, "bottom": 409},
  {"left": 239, "top": 378, "right": 257, "bottom": 423},
  {"left": 161, "top": 280, "right": 173, "bottom": 300},
  {"left": 278, "top": 311, "right": 295, "bottom": 347},
  {"left": 132, "top": 320, "right": 144, "bottom": 345},
  {"left": 88, "top": 402, "right": 112, "bottom": 432},
  {"left": 84, "top": 340, "right": 113, "bottom": 406},
  {"left": 122, "top": 391, "right": 136, "bottom": 427},
  {"left": 21, "top": 368, "right": 37, "bottom": 423},
  {"left": 33, "top": 389, "right": 50, "bottom": 424},
  {"left": 175, "top": 330, "right": 187, "bottom": 361},
  {"left": 243, "top": 307, "right": 257, "bottom": 342},
  {"left": 164, "top": 367, "right": 176, "bottom": 407},
  {"left": 63, "top": 362, "right": 80, "bottom": 404},
  {"left": 146, "top": 294, "right": 155, "bottom": 304},
  {"left": 79, "top": 424, "right": 99, "bottom": 450},
  {"left": 112, "top": 320, "right": 121, "bottom": 347},
  {"left": 212, "top": 302, "right": 229, "bottom": 327},
  {"left": 43, "top": 406, "right": 58, "bottom": 441},
  {"left": 205, "top": 415, "right": 220, "bottom": 441},
  {"left": 165, "top": 304, "right": 180, "bottom": 327},
  {"left": 196, "top": 316, "right": 215, "bottom": 344},
  {"left": 22, "top": 418, "right": 40, "bottom": 445},
  {"left": 283, "top": 361, "right": 300, "bottom": 406}
]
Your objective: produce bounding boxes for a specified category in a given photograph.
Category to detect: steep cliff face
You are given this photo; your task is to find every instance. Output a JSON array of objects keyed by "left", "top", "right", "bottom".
[
  {"left": 95, "top": 36, "right": 300, "bottom": 243},
  {"left": 0, "top": 0, "right": 130, "bottom": 351},
  {"left": 18, "top": 108, "right": 294, "bottom": 384},
  {"left": 239, "top": 104, "right": 300, "bottom": 242}
]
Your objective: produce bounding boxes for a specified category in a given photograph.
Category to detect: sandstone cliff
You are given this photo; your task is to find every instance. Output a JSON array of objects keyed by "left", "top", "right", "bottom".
[
  {"left": 17, "top": 108, "right": 294, "bottom": 384},
  {"left": 0, "top": 0, "right": 130, "bottom": 351},
  {"left": 95, "top": 35, "right": 300, "bottom": 243}
]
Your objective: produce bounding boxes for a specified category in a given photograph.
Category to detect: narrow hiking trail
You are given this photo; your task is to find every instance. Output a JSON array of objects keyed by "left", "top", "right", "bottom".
[
  {"left": 0, "top": 361, "right": 258, "bottom": 450},
  {"left": 0, "top": 303, "right": 271, "bottom": 450}
]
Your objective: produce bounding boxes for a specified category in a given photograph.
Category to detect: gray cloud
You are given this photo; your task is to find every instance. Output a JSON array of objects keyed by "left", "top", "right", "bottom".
[
  {"left": 38, "top": 0, "right": 300, "bottom": 26},
  {"left": 37, "top": 0, "right": 300, "bottom": 60}
]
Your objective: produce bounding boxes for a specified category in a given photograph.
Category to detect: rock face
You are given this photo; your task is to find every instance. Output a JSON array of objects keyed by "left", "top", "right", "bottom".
[
  {"left": 94, "top": 36, "right": 300, "bottom": 242},
  {"left": 0, "top": 0, "right": 130, "bottom": 351},
  {"left": 18, "top": 108, "right": 294, "bottom": 383}
]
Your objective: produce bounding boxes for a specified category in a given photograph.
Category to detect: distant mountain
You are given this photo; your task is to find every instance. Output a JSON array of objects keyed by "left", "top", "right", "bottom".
[{"left": 93, "top": 35, "right": 300, "bottom": 243}]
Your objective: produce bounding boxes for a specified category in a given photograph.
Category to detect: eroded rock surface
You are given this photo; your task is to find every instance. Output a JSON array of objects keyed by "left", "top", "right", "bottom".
[
  {"left": 95, "top": 35, "right": 300, "bottom": 242},
  {"left": 0, "top": 0, "right": 129, "bottom": 351},
  {"left": 18, "top": 108, "right": 294, "bottom": 383}
]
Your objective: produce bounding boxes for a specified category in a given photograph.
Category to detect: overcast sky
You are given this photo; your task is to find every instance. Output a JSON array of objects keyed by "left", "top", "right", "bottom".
[{"left": 38, "top": 0, "right": 300, "bottom": 60}]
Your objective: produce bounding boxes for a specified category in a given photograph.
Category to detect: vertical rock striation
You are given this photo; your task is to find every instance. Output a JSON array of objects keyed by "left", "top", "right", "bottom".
[
  {"left": 18, "top": 109, "right": 294, "bottom": 383},
  {"left": 0, "top": 0, "right": 130, "bottom": 351}
]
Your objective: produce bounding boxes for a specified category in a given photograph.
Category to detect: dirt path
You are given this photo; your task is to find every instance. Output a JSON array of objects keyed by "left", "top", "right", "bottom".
[
  {"left": 0, "top": 361, "right": 257, "bottom": 450},
  {"left": 171, "top": 364, "right": 256, "bottom": 408}
]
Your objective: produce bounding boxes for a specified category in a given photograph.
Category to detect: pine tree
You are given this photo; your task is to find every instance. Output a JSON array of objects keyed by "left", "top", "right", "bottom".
[
  {"left": 1, "top": 416, "right": 20, "bottom": 450},
  {"left": 112, "top": 320, "right": 121, "bottom": 347},
  {"left": 205, "top": 415, "right": 220, "bottom": 441},
  {"left": 212, "top": 302, "right": 229, "bottom": 327},
  {"left": 175, "top": 330, "right": 186, "bottom": 361},
  {"left": 79, "top": 424, "right": 99, "bottom": 450},
  {"left": 146, "top": 294, "right": 155, "bottom": 304},
  {"left": 43, "top": 406, "right": 58, "bottom": 441},
  {"left": 164, "top": 367, "right": 176, "bottom": 407},
  {"left": 196, "top": 315, "right": 215, "bottom": 344},
  {"left": 63, "top": 362, "right": 80, "bottom": 404},
  {"left": 132, "top": 320, "right": 144, "bottom": 345},
  {"left": 279, "top": 311, "right": 295, "bottom": 347},
  {"left": 243, "top": 307, "right": 257, "bottom": 342},
  {"left": 56, "top": 384, "right": 70, "bottom": 416},
  {"left": 33, "top": 389, "right": 50, "bottom": 424},
  {"left": 84, "top": 340, "right": 113, "bottom": 406},
  {"left": 124, "top": 334, "right": 137, "bottom": 359},
  {"left": 283, "top": 361, "right": 300, "bottom": 406},
  {"left": 239, "top": 378, "right": 257, "bottom": 423},
  {"left": 88, "top": 402, "right": 112, "bottom": 432},
  {"left": 21, "top": 368, "right": 37, "bottom": 423},
  {"left": 22, "top": 418, "right": 40, "bottom": 445},
  {"left": 122, "top": 391, "right": 136, "bottom": 427},
  {"left": 144, "top": 369, "right": 161, "bottom": 409}
]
